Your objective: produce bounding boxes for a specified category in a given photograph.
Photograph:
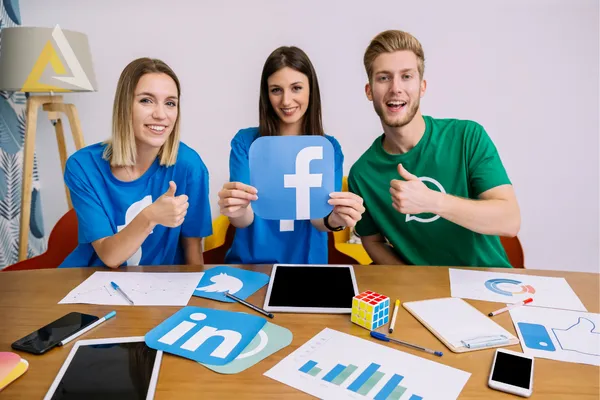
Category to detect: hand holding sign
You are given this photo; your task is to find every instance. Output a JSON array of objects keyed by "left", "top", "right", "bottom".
[
  {"left": 218, "top": 182, "right": 258, "bottom": 218},
  {"left": 390, "top": 164, "right": 442, "bottom": 216},
  {"left": 327, "top": 192, "right": 365, "bottom": 228}
]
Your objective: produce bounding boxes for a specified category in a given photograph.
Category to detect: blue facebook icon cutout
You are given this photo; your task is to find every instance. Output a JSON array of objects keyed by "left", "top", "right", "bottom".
[
  {"left": 249, "top": 136, "right": 335, "bottom": 220},
  {"left": 145, "top": 307, "right": 266, "bottom": 365}
]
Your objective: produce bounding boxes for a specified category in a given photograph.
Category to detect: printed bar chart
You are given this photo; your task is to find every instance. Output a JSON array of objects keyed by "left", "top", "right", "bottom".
[
  {"left": 266, "top": 328, "right": 471, "bottom": 400},
  {"left": 299, "top": 360, "right": 422, "bottom": 400},
  {"left": 322, "top": 363, "right": 347, "bottom": 383},
  {"left": 299, "top": 360, "right": 317, "bottom": 374},
  {"left": 374, "top": 374, "right": 404, "bottom": 400},
  {"left": 347, "top": 363, "right": 381, "bottom": 392},
  {"left": 357, "top": 371, "right": 385, "bottom": 396},
  {"left": 387, "top": 385, "right": 407, "bottom": 399},
  {"left": 298, "top": 360, "right": 321, "bottom": 377},
  {"left": 331, "top": 364, "right": 358, "bottom": 385}
]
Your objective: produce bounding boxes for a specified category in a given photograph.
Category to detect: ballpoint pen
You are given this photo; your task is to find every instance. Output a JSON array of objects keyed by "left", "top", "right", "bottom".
[
  {"left": 225, "top": 291, "right": 274, "bottom": 318},
  {"left": 371, "top": 331, "right": 443, "bottom": 357},
  {"left": 110, "top": 281, "right": 134, "bottom": 305},
  {"left": 59, "top": 311, "right": 117, "bottom": 346}
]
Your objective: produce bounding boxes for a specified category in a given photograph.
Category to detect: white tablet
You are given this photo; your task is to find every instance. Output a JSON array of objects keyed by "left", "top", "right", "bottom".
[
  {"left": 263, "top": 264, "right": 359, "bottom": 313},
  {"left": 44, "top": 336, "right": 162, "bottom": 400}
]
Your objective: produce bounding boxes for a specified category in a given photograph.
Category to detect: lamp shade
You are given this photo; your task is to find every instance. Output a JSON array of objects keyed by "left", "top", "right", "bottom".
[{"left": 0, "top": 25, "right": 97, "bottom": 92}]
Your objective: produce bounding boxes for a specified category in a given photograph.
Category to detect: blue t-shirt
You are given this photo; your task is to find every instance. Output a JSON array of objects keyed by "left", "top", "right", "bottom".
[
  {"left": 224, "top": 127, "right": 343, "bottom": 265},
  {"left": 60, "top": 142, "right": 213, "bottom": 268}
]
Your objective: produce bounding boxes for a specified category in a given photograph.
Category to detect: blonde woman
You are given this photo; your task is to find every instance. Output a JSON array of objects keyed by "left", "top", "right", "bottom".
[{"left": 60, "top": 58, "right": 212, "bottom": 268}]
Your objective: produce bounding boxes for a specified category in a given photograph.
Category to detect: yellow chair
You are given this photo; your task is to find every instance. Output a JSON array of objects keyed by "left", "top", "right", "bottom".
[
  {"left": 203, "top": 215, "right": 235, "bottom": 264},
  {"left": 332, "top": 177, "right": 373, "bottom": 265},
  {"left": 204, "top": 214, "right": 230, "bottom": 252}
]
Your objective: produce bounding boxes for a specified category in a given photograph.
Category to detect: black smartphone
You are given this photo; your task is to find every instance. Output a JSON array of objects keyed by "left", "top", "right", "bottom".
[{"left": 11, "top": 312, "right": 99, "bottom": 355}]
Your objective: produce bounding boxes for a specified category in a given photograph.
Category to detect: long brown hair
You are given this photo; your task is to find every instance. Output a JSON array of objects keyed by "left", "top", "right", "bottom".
[
  {"left": 103, "top": 57, "right": 181, "bottom": 167},
  {"left": 258, "top": 46, "right": 324, "bottom": 136}
]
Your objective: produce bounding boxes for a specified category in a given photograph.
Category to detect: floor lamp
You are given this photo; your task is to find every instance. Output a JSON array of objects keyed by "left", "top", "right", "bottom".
[{"left": 0, "top": 26, "right": 97, "bottom": 261}]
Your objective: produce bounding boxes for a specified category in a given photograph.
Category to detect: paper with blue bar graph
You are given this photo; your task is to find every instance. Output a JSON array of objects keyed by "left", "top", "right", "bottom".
[{"left": 264, "top": 328, "right": 470, "bottom": 400}]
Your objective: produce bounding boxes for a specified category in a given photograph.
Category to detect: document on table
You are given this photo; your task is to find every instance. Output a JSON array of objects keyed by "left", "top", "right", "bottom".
[
  {"left": 510, "top": 306, "right": 600, "bottom": 366},
  {"left": 264, "top": 328, "right": 471, "bottom": 400},
  {"left": 58, "top": 271, "right": 204, "bottom": 306},
  {"left": 449, "top": 269, "right": 586, "bottom": 311}
]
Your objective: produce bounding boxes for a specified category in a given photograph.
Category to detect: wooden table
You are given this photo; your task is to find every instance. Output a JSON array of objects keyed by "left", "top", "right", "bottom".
[{"left": 0, "top": 265, "right": 598, "bottom": 399}]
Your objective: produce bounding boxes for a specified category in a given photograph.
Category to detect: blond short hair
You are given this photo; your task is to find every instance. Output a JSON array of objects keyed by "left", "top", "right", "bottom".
[
  {"left": 103, "top": 58, "right": 181, "bottom": 167},
  {"left": 363, "top": 30, "right": 425, "bottom": 82}
]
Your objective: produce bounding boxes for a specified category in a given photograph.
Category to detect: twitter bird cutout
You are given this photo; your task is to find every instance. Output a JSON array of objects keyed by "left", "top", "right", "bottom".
[{"left": 194, "top": 266, "right": 270, "bottom": 303}]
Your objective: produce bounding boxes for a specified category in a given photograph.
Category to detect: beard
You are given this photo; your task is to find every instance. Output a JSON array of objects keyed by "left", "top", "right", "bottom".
[{"left": 373, "top": 97, "right": 420, "bottom": 128}]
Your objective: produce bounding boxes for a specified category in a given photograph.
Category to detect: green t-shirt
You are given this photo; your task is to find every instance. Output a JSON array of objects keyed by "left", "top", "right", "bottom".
[{"left": 348, "top": 116, "right": 512, "bottom": 268}]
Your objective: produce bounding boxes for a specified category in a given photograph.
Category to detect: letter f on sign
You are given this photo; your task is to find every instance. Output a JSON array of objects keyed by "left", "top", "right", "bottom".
[{"left": 284, "top": 146, "right": 323, "bottom": 219}]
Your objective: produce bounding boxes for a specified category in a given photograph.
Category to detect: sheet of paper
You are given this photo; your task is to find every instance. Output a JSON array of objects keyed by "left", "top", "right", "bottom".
[
  {"left": 510, "top": 306, "right": 600, "bottom": 366},
  {"left": 405, "top": 298, "right": 516, "bottom": 348},
  {"left": 449, "top": 269, "right": 587, "bottom": 311},
  {"left": 58, "top": 272, "right": 204, "bottom": 306},
  {"left": 264, "top": 328, "right": 471, "bottom": 400}
]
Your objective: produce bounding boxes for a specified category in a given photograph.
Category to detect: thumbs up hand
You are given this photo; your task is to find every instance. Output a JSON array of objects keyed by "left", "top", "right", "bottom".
[
  {"left": 164, "top": 181, "right": 177, "bottom": 197},
  {"left": 390, "top": 164, "right": 441, "bottom": 215},
  {"left": 146, "top": 181, "right": 189, "bottom": 228}
]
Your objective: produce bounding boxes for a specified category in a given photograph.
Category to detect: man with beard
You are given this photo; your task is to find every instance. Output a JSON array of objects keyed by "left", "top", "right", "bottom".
[{"left": 348, "top": 30, "right": 521, "bottom": 267}]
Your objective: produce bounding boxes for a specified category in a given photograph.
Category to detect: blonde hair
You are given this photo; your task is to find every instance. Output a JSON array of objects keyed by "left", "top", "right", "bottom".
[
  {"left": 103, "top": 58, "right": 181, "bottom": 167},
  {"left": 363, "top": 30, "right": 425, "bottom": 82}
]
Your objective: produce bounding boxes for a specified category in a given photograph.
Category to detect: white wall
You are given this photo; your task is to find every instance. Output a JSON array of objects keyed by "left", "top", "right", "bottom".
[{"left": 21, "top": 0, "right": 599, "bottom": 272}]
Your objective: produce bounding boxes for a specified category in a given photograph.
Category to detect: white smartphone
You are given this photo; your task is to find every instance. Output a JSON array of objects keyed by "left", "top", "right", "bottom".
[{"left": 488, "top": 348, "right": 534, "bottom": 397}]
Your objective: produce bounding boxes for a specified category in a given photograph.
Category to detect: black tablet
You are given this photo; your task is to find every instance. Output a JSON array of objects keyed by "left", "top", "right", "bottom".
[
  {"left": 43, "top": 337, "right": 162, "bottom": 400},
  {"left": 263, "top": 264, "right": 359, "bottom": 313}
]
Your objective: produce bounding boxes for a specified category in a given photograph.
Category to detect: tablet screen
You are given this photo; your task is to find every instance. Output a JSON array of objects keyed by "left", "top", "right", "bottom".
[
  {"left": 49, "top": 342, "right": 157, "bottom": 400},
  {"left": 267, "top": 266, "right": 356, "bottom": 308}
]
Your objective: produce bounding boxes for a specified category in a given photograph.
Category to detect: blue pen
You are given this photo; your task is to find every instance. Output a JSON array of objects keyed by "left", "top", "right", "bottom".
[
  {"left": 59, "top": 311, "right": 117, "bottom": 346},
  {"left": 370, "top": 331, "right": 443, "bottom": 357},
  {"left": 110, "top": 281, "right": 135, "bottom": 305}
]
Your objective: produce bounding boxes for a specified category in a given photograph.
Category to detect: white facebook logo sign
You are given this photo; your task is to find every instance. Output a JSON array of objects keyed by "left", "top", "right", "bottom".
[
  {"left": 284, "top": 146, "right": 323, "bottom": 219},
  {"left": 249, "top": 136, "right": 335, "bottom": 221}
]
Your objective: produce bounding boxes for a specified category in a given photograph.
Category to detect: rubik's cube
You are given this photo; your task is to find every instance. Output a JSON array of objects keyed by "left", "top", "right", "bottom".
[{"left": 351, "top": 290, "right": 390, "bottom": 330}]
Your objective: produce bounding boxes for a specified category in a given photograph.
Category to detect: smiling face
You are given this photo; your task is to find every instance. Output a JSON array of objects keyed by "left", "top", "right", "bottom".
[
  {"left": 131, "top": 72, "right": 179, "bottom": 151},
  {"left": 267, "top": 67, "right": 310, "bottom": 135},
  {"left": 366, "top": 50, "right": 426, "bottom": 128}
]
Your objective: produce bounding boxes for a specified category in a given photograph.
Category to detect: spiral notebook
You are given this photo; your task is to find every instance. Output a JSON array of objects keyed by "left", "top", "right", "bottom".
[{"left": 403, "top": 297, "right": 519, "bottom": 353}]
